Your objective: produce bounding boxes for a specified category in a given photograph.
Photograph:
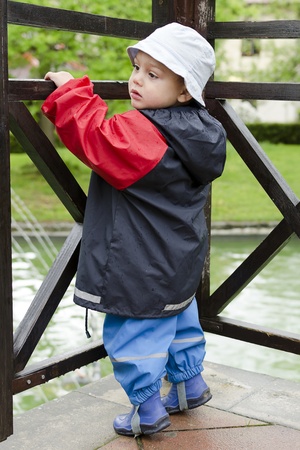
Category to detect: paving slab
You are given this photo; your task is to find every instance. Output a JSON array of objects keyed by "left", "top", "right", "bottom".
[
  {"left": 203, "top": 361, "right": 300, "bottom": 430},
  {"left": 3, "top": 391, "right": 123, "bottom": 450},
  {"left": 140, "top": 424, "right": 300, "bottom": 450},
  {"left": 1, "top": 361, "right": 299, "bottom": 450}
]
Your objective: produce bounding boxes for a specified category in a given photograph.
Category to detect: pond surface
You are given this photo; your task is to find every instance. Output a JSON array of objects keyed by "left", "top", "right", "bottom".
[
  {"left": 208, "top": 233, "right": 300, "bottom": 383},
  {"left": 12, "top": 232, "right": 300, "bottom": 414}
]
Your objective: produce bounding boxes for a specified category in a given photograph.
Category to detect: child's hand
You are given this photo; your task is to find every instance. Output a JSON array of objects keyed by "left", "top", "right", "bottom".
[{"left": 44, "top": 71, "right": 74, "bottom": 87}]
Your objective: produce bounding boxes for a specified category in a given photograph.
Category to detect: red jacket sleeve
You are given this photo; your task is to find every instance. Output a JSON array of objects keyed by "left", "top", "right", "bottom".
[{"left": 42, "top": 76, "right": 167, "bottom": 190}]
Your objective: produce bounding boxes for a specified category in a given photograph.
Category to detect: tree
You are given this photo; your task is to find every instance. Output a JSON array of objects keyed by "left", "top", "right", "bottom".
[
  {"left": 215, "top": 0, "right": 300, "bottom": 84},
  {"left": 8, "top": 0, "right": 299, "bottom": 107},
  {"left": 8, "top": 0, "right": 152, "bottom": 117}
]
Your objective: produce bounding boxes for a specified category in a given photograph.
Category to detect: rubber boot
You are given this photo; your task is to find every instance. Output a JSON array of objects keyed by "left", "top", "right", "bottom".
[
  {"left": 113, "top": 390, "right": 171, "bottom": 436},
  {"left": 162, "top": 373, "right": 212, "bottom": 414}
]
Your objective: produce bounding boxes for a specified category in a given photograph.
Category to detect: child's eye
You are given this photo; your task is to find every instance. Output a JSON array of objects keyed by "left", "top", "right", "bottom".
[
  {"left": 133, "top": 64, "right": 140, "bottom": 71},
  {"left": 149, "top": 72, "right": 158, "bottom": 79}
]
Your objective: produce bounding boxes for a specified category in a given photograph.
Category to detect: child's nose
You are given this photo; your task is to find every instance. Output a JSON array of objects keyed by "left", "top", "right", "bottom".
[{"left": 133, "top": 71, "right": 143, "bottom": 85}]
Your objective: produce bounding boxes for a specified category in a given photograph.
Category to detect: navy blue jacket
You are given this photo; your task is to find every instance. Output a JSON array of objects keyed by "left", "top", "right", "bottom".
[{"left": 42, "top": 76, "right": 226, "bottom": 318}]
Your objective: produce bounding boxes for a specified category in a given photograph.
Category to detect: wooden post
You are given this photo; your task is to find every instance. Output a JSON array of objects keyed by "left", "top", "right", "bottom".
[
  {"left": 152, "top": 0, "right": 175, "bottom": 24},
  {"left": 169, "top": 1, "right": 216, "bottom": 315},
  {"left": 195, "top": 1, "right": 216, "bottom": 316},
  {"left": 151, "top": 0, "right": 216, "bottom": 317},
  {"left": 194, "top": 0, "right": 216, "bottom": 37},
  {"left": 0, "top": 0, "right": 14, "bottom": 442}
]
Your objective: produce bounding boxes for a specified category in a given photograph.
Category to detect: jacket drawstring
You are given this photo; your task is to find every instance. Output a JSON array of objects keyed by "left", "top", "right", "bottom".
[{"left": 85, "top": 308, "right": 91, "bottom": 338}]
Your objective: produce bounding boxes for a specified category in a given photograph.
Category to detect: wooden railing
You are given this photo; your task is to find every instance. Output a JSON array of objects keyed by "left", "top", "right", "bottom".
[{"left": 1, "top": 0, "right": 299, "bottom": 442}]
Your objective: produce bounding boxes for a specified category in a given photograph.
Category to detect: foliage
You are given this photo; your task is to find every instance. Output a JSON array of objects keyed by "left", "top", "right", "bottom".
[
  {"left": 8, "top": 0, "right": 152, "bottom": 117},
  {"left": 247, "top": 122, "right": 300, "bottom": 144},
  {"left": 249, "top": 39, "right": 300, "bottom": 83},
  {"left": 216, "top": 0, "right": 260, "bottom": 21},
  {"left": 9, "top": 0, "right": 152, "bottom": 78},
  {"left": 215, "top": 0, "right": 300, "bottom": 84},
  {"left": 8, "top": 2, "right": 300, "bottom": 222},
  {"left": 8, "top": 1, "right": 300, "bottom": 109},
  {"left": 264, "top": 0, "right": 300, "bottom": 19}
]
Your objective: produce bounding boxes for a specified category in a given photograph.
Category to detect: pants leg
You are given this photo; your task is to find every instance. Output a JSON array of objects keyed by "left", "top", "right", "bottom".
[
  {"left": 165, "top": 299, "right": 206, "bottom": 383},
  {"left": 103, "top": 298, "right": 206, "bottom": 405},
  {"left": 103, "top": 314, "right": 175, "bottom": 405}
]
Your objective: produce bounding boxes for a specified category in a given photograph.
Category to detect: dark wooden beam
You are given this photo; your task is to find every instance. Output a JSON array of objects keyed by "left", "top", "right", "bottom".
[
  {"left": 206, "top": 99, "right": 300, "bottom": 237},
  {"left": 13, "top": 340, "right": 107, "bottom": 394},
  {"left": 205, "top": 81, "right": 300, "bottom": 101},
  {"left": 8, "top": 1, "right": 155, "bottom": 39},
  {"left": 207, "top": 220, "right": 294, "bottom": 316},
  {"left": 208, "top": 20, "right": 300, "bottom": 39},
  {"left": 201, "top": 316, "right": 300, "bottom": 355},
  {"left": 9, "top": 80, "right": 300, "bottom": 102},
  {"left": 0, "top": 0, "right": 13, "bottom": 442},
  {"left": 8, "top": 79, "right": 129, "bottom": 101},
  {"left": 13, "top": 224, "right": 82, "bottom": 373},
  {"left": 9, "top": 102, "right": 87, "bottom": 223}
]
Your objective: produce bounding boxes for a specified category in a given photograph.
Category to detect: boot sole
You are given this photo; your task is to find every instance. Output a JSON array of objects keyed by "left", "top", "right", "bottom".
[
  {"left": 165, "top": 388, "right": 212, "bottom": 415},
  {"left": 114, "top": 414, "right": 171, "bottom": 436}
]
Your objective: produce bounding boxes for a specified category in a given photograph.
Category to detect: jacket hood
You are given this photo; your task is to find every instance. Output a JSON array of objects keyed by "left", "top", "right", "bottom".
[{"left": 141, "top": 106, "right": 226, "bottom": 185}]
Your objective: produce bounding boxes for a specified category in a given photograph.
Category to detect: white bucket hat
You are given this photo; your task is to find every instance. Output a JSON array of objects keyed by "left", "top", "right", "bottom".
[{"left": 127, "top": 22, "right": 215, "bottom": 107}]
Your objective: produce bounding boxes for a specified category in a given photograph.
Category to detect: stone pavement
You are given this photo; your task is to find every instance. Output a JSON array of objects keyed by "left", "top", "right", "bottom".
[{"left": 1, "top": 361, "right": 300, "bottom": 449}]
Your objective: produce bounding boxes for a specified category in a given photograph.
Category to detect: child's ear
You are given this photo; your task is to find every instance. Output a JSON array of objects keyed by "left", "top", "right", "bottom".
[{"left": 177, "top": 88, "right": 193, "bottom": 104}]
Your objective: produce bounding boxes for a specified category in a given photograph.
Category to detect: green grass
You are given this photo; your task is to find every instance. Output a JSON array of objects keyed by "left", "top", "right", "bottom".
[
  {"left": 11, "top": 149, "right": 90, "bottom": 223},
  {"left": 10, "top": 142, "right": 300, "bottom": 223},
  {"left": 212, "top": 142, "right": 300, "bottom": 222}
]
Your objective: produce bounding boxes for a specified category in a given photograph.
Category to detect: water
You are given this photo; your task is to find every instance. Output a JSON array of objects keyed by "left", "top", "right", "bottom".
[
  {"left": 207, "top": 234, "right": 300, "bottom": 382},
  {"left": 12, "top": 232, "right": 111, "bottom": 414},
  {"left": 12, "top": 232, "right": 300, "bottom": 414}
]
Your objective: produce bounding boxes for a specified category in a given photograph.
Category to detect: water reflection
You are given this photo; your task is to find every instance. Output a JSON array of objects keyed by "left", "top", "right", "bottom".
[
  {"left": 12, "top": 237, "right": 106, "bottom": 414},
  {"left": 12, "top": 233, "right": 300, "bottom": 414},
  {"left": 210, "top": 234, "right": 300, "bottom": 334},
  {"left": 207, "top": 234, "right": 300, "bottom": 382}
]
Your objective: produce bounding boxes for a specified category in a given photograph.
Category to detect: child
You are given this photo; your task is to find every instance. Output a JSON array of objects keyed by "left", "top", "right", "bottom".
[{"left": 42, "top": 22, "right": 226, "bottom": 437}]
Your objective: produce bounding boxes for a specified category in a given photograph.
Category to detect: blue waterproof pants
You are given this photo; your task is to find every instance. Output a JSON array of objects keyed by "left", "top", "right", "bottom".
[{"left": 103, "top": 298, "right": 206, "bottom": 405}]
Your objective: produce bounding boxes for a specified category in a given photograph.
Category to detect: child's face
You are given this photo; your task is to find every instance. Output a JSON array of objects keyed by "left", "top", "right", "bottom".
[{"left": 128, "top": 51, "right": 190, "bottom": 110}]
